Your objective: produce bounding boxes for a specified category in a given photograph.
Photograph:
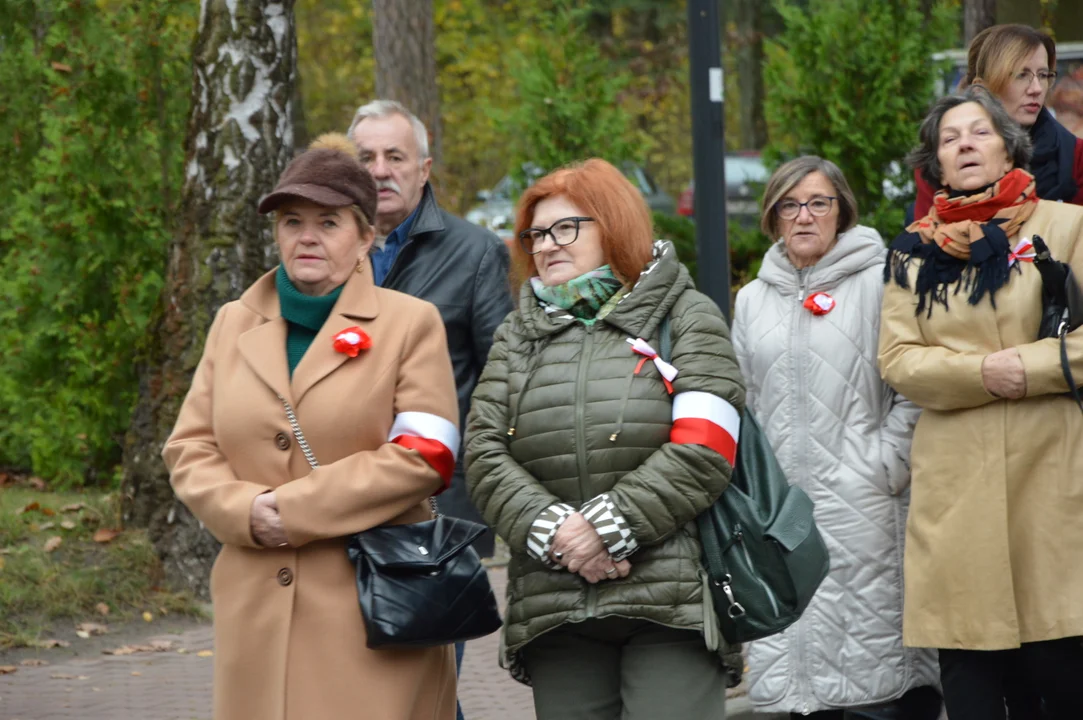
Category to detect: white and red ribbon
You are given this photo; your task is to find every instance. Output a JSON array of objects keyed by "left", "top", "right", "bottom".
[
  {"left": 626, "top": 337, "right": 679, "bottom": 394},
  {"left": 1009, "top": 237, "right": 1036, "bottom": 268},
  {"left": 670, "top": 391, "right": 741, "bottom": 465},
  {"left": 388, "top": 412, "right": 460, "bottom": 493}
]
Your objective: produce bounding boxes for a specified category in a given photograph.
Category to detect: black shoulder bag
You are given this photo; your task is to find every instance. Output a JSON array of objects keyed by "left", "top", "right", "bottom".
[
  {"left": 279, "top": 396, "right": 503, "bottom": 648},
  {"left": 1032, "top": 235, "right": 1083, "bottom": 414}
]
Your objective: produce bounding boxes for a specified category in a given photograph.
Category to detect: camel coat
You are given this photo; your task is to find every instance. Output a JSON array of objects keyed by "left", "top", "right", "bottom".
[
  {"left": 879, "top": 199, "right": 1083, "bottom": 650},
  {"left": 163, "top": 266, "right": 459, "bottom": 720}
]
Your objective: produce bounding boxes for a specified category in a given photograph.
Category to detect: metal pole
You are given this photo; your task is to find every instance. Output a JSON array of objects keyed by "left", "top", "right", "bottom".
[{"left": 687, "top": 0, "right": 730, "bottom": 318}]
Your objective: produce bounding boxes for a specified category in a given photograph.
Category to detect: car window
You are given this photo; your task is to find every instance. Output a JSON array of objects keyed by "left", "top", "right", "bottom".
[{"left": 724, "top": 156, "right": 769, "bottom": 185}]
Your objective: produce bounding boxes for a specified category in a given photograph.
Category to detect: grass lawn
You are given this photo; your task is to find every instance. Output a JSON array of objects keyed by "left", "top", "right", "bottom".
[{"left": 0, "top": 483, "right": 200, "bottom": 649}]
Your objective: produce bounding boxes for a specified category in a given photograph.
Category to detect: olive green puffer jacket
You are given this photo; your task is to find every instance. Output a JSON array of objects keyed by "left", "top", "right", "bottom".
[{"left": 465, "top": 241, "right": 745, "bottom": 674}]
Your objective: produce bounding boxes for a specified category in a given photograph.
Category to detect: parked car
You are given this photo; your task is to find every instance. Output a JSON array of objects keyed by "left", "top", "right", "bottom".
[
  {"left": 466, "top": 161, "right": 676, "bottom": 241},
  {"left": 676, "top": 152, "right": 769, "bottom": 226}
]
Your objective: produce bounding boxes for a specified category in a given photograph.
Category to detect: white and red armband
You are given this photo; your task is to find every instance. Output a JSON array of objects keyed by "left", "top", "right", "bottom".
[
  {"left": 670, "top": 391, "right": 741, "bottom": 466},
  {"left": 388, "top": 412, "right": 460, "bottom": 492}
]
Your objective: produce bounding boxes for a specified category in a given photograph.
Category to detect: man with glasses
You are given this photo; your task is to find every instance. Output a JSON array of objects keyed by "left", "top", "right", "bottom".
[{"left": 348, "top": 101, "right": 513, "bottom": 719}]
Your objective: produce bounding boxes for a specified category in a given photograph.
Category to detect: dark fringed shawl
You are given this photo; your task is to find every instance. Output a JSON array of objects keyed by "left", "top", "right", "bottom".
[{"left": 885, "top": 168, "right": 1038, "bottom": 316}]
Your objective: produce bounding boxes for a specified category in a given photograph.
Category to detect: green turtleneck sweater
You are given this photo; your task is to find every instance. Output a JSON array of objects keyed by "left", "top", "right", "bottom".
[{"left": 275, "top": 264, "right": 345, "bottom": 377}]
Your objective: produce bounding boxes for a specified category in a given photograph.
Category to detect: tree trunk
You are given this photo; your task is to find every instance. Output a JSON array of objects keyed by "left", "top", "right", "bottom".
[
  {"left": 734, "top": 0, "right": 767, "bottom": 150},
  {"left": 1055, "top": 0, "right": 1083, "bottom": 42},
  {"left": 372, "top": 0, "right": 440, "bottom": 165},
  {"left": 964, "top": 0, "right": 996, "bottom": 44},
  {"left": 996, "top": 0, "right": 1040, "bottom": 28},
  {"left": 121, "top": 0, "right": 298, "bottom": 598}
]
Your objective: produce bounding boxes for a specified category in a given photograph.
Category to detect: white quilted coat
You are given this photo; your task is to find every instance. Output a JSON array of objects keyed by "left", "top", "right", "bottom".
[{"left": 731, "top": 226, "right": 939, "bottom": 715}]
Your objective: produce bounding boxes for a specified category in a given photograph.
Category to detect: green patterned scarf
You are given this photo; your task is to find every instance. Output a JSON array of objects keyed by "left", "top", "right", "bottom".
[{"left": 530, "top": 265, "right": 624, "bottom": 323}]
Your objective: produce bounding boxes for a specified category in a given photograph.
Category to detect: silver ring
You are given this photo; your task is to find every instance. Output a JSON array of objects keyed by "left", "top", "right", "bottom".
[
  {"left": 554, "top": 551, "right": 564, "bottom": 559},
  {"left": 605, "top": 567, "right": 617, "bottom": 576}
]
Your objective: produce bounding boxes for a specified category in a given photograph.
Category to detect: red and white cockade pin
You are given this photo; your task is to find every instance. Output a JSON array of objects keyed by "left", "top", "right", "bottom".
[
  {"left": 803, "top": 292, "right": 836, "bottom": 316},
  {"left": 332, "top": 326, "right": 372, "bottom": 357},
  {"left": 626, "top": 337, "right": 679, "bottom": 394},
  {"left": 1009, "top": 237, "right": 1036, "bottom": 268}
]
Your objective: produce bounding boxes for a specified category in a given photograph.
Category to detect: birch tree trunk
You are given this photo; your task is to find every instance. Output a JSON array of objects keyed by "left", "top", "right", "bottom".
[
  {"left": 121, "top": 0, "right": 298, "bottom": 597},
  {"left": 372, "top": 0, "right": 441, "bottom": 165}
]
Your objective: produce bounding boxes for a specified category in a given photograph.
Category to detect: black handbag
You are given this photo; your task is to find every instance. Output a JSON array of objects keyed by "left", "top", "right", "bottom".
[
  {"left": 656, "top": 317, "right": 830, "bottom": 644},
  {"left": 1031, "top": 235, "right": 1083, "bottom": 414},
  {"left": 279, "top": 396, "right": 503, "bottom": 649}
]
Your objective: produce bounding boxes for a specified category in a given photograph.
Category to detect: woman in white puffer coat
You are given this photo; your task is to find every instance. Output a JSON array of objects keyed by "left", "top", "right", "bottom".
[{"left": 732, "top": 156, "right": 940, "bottom": 720}]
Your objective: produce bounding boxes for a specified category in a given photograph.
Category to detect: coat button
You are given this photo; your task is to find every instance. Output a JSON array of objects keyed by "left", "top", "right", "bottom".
[
  {"left": 277, "top": 568, "right": 293, "bottom": 586},
  {"left": 274, "top": 432, "right": 290, "bottom": 451}
]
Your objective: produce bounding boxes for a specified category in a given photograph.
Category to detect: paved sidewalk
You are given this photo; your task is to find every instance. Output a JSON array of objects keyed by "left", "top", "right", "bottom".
[{"left": 0, "top": 567, "right": 765, "bottom": 720}]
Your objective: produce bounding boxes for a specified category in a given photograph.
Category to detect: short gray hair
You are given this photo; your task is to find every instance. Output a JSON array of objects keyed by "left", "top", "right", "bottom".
[
  {"left": 760, "top": 155, "right": 858, "bottom": 239},
  {"left": 346, "top": 99, "right": 430, "bottom": 164},
  {"left": 908, "top": 85, "right": 1032, "bottom": 190}
]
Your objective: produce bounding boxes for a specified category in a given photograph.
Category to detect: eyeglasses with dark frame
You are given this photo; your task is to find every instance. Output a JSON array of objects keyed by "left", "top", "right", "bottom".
[
  {"left": 775, "top": 196, "right": 837, "bottom": 221},
  {"left": 518, "top": 216, "right": 595, "bottom": 255}
]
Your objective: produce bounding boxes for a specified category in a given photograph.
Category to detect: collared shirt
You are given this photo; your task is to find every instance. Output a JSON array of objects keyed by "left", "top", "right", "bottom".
[{"left": 371, "top": 203, "right": 421, "bottom": 286}]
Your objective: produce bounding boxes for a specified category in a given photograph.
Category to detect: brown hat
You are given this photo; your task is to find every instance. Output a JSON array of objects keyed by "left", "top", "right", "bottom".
[{"left": 258, "top": 133, "right": 378, "bottom": 223}]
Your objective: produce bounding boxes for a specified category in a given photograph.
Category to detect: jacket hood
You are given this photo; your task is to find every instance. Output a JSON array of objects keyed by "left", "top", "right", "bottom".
[
  {"left": 757, "top": 224, "right": 885, "bottom": 296},
  {"left": 517, "top": 240, "right": 691, "bottom": 341}
]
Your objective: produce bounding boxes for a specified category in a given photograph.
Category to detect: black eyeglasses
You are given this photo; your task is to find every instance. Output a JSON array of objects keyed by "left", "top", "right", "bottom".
[
  {"left": 518, "top": 216, "right": 594, "bottom": 255},
  {"left": 775, "top": 196, "right": 836, "bottom": 220}
]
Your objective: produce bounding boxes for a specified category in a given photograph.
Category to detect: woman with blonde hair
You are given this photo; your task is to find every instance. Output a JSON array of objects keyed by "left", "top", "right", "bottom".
[{"left": 912, "top": 24, "right": 1083, "bottom": 219}]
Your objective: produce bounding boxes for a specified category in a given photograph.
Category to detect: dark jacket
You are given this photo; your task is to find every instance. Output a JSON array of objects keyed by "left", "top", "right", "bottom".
[
  {"left": 913, "top": 107, "right": 1083, "bottom": 220},
  {"left": 465, "top": 242, "right": 745, "bottom": 675},
  {"left": 382, "top": 183, "right": 513, "bottom": 555}
]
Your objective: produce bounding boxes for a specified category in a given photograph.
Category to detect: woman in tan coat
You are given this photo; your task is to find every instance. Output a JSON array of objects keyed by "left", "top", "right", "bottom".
[
  {"left": 879, "top": 86, "right": 1083, "bottom": 719},
  {"left": 163, "top": 134, "right": 460, "bottom": 720}
]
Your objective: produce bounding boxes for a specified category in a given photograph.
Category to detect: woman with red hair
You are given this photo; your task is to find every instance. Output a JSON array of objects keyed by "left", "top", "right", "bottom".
[{"left": 466, "top": 158, "right": 745, "bottom": 719}]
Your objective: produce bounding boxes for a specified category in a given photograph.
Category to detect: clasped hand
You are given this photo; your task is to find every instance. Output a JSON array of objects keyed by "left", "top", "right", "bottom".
[
  {"left": 982, "top": 348, "right": 1027, "bottom": 400},
  {"left": 549, "top": 512, "right": 631, "bottom": 584},
  {"left": 250, "top": 492, "right": 289, "bottom": 548}
]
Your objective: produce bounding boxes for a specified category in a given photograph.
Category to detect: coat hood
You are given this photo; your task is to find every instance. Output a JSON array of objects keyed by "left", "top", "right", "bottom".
[{"left": 757, "top": 224, "right": 885, "bottom": 296}]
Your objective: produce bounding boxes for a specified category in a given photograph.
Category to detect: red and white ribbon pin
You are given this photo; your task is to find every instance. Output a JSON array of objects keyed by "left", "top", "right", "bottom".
[
  {"left": 626, "top": 337, "right": 678, "bottom": 394},
  {"left": 1009, "top": 237, "right": 1036, "bottom": 268},
  {"left": 803, "top": 292, "right": 836, "bottom": 316}
]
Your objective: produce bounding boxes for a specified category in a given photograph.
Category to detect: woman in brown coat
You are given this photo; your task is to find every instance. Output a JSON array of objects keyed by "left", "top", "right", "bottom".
[
  {"left": 879, "top": 86, "right": 1083, "bottom": 719},
  {"left": 163, "top": 134, "right": 460, "bottom": 720}
]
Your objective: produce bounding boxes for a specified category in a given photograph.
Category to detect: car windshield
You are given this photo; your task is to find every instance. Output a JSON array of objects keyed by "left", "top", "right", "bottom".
[{"left": 725, "top": 156, "right": 769, "bottom": 185}]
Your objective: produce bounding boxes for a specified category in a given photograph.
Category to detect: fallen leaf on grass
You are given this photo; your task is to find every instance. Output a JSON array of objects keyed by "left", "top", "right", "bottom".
[
  {"left": 31, "top": 638, "right": 71, "bottom": 649},
  {"left": 75, "top": 622, "right": 108, "bottom": 636},
  {"left": 43, "top": 536, "right": 62, "bottom": 552},
  {"left": 60, "top": 503, "right": 85, "bottom": 513},
  {"left": 61, "top": 520, "right": 77, "bottom": 530},
  {"left": 28, "top": 476, "right": 46, "bottom": 490},
  {"left": 0, "top": 666, "right": 17, "bottom": 675},
  {"left": 150, "top": 639, "right": 174, "bottom": 650},
  {"left": 41, "top": 507, "right": 55, "bottom": 516},
  {"left": 196, "top": 650, "right": 214, "bottom": 658},
  {"left": 20, "top": 659, "right": 49, "bottom": 667},
  {"left": 16, "top": 502, "right": 40, "bottom": 515},
  {"left": 75, "top": 631, "right": 90, "bottom": 639},
  {"left": 142, "top": 611, "right": 153, "bottom": 622},
  {"left": 93, "top": 528, "right": 120, "bottom": 544},
  {"left": 95, "top": 602, "right": 110, "bottom": 616},
  {"left": 38, "top": 521, "right": 55, "bottom": 531}
]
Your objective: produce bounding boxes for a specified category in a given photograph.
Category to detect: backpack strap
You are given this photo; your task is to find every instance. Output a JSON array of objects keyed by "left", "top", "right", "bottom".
[{"left": 659, "top": 313, "right": 672, "bottom": 365}]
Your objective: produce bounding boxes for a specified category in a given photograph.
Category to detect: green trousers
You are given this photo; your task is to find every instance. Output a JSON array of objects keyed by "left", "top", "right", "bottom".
[{"left": 520, "top": 617, "right": 728, "bottom": 720}]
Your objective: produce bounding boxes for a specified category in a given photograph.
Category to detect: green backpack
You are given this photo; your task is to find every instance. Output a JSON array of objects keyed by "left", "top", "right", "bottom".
[{"left": 659, "top": 315, "right": 830, "bottom": 644}]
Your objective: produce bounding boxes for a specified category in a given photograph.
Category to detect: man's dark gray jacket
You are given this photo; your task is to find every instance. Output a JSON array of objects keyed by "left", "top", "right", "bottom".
[{"left": 382, "top": 183, "right": 513, "bottom": 555}]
